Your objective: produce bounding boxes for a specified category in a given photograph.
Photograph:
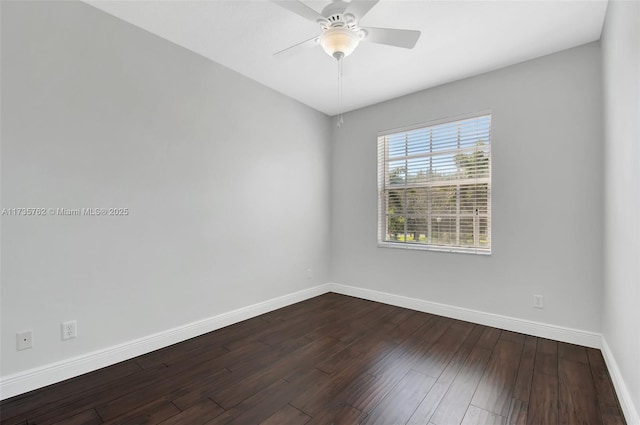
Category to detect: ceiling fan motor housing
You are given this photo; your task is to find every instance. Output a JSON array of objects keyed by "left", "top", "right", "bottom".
[
  {"left": 321, "top": 0, "right": 352, "bottom": 23},
  {"left": 318, "top": 0, "right": 362, "bottom": 59}
]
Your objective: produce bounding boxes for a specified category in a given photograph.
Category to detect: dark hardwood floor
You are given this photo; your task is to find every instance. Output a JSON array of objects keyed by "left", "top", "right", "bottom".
[{"left": 0, "top": 293, "right": 626, "bottom": 425}]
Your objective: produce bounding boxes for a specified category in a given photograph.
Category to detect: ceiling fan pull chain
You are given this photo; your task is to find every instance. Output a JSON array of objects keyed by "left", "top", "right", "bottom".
[{"left": 337, "top": 57, "right": 344, "bottom": 128}]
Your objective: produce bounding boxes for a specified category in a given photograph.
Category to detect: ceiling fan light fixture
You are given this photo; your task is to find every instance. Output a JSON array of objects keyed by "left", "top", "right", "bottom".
[{"left": 320, "top": 27, "right": 360, "bottom": 60}]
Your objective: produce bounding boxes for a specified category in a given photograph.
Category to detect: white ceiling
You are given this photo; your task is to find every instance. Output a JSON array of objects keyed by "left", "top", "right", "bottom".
[{"left": 86, "top": 0, "right": 608, "bottom": 116}]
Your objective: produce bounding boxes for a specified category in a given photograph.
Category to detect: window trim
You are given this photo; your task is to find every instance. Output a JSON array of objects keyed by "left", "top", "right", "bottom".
[{"left": 377, "top": 110, "right": 492, "bottom": 255}]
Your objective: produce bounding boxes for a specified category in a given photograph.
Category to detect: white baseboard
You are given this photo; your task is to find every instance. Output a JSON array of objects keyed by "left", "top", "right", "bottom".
[
  {"left": 601, "top": 337, "right": 640, "bottom": 425},
  {"left": 0, "top": 283, "right": 331, "bottom": 401},
  {"left": 328, "top": 283, "right": 602, "bottom": 348}
]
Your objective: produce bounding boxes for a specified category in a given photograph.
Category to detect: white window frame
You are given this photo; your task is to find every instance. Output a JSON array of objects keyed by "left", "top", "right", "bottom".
[{"left": 377, "top": 111, "right": 492, "bottom": 255}]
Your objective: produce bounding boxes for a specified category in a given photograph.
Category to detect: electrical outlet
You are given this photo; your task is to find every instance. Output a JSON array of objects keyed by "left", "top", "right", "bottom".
[
  {"left": 16, "top": 330, "right": 32, "bottom": 351},
  {"left": 306, "top": 268, "right": 313, "bottom": 279},
  {"left": 533, "top": 295, "right": 544, "bottom": 309},
  {"left": 62, "top": 320, "right": 77, "bottom": 340}
]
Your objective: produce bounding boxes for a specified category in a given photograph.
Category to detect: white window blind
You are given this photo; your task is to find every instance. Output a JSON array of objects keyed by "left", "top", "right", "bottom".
[{"left": 377, "top": 114, "right": 491, "bottom": 254}]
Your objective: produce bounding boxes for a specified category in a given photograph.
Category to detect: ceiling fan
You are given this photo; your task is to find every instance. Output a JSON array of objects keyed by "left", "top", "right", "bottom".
[{"left": 273, "top": 0, "right": 421, "bottom": 60}]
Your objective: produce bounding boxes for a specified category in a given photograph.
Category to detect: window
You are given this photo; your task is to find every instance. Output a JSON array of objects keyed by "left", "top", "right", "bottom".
[{"left": 377, "top": 113, "right": 491, "bottom": 254}]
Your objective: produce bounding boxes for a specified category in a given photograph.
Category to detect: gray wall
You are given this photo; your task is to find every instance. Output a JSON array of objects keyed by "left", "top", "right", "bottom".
[
  {"left": 1, "top": 1, "right": 331, "bottom": 376},
  {"left": 602, "top": 0, "right": 640, "bottom": 419},
  {"left": 331, "top": 42, "right": 603, "bottom": 333}
]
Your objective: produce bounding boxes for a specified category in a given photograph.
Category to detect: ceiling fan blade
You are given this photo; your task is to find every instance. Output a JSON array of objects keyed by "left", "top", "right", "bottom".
[
  {"left": 360, "top": 27, "right": 421, "bottom": 49},
  {"left": 272, "top": 1, "right": 326, "bottom": 24},
  {"left": 274, "top": 35, "right": 319, "bottom": 56},
  {"left": 344, "top": 0, "right": 379, "bottom": 21}
]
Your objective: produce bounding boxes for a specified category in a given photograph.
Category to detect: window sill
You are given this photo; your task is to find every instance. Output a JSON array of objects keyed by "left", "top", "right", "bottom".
[{"left": 377, "top": 241, "right": 491, "bottom": 255}]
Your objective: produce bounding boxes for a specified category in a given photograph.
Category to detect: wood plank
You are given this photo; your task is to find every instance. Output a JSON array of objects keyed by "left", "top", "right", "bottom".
[
  {"left": 50, "top": 409, "right": 102, "bottom": 425},
  {"left": 558, "top": 342, "right": 588, "bottom": 364},
  {"left": 366, "top": 303, "right": 415, "bottom": 334},
  {"left": 527, "top": 368, "right": 558, "bottom": 425},
  {"left": 94, "top": 364, "right": 230, "bottom": 422},
  {"left": 133, "top": 332, "right": 231, "bottom": 370},
  {"left": 101, "top": 399, "right": 181, "bottom": 425},
  {"left": 169, "top": 341, "right": 292, "bottom": 412},
  {"left": 506, "top": 398, "right": 528, "bottom": 425},
  {"left": 202, "top": 410, "right": 237, "bottom": 425},
  {"left": 212, "top": 335, "right": 342, "bottom": 409},
  {"left": 315, "top": 307, "right": 408, "bottom": 374},
  {"left": 500, "top": 330, "right": 526, "bottom": 345},
  {"left": 224, "top": 306, "right": 332, "bottom": 351},
  {"left": 0, "top": 360, "right": 142, "bottom": 423},
  {"left": 461, "top": 405, "right": 506, "bottom": 425},
  {"left": 361, "top": 369, "right": 436, "bottom": 425},
  {"left": 171, "top": 382, "right": 222, "bottom": 413},
  {"left": 600, "top": 405, "right": 626, "bottom": 425},
  {"left": 476, "top": 327, "right": 502, "bottom": 349},
  {"left": 113, "top": 336, "right": 291, "bottom": 418},
  {"left": 156, "top": 399, "right": 224, "bottom": 425},
  {"left": 512, "top": 335, "right": 537, "bottom": 402},
  {"left": 303, "top": 300, "right": 384, "bottom": 343},
  {"left": 315, "top": 336, "right": 385, "bottom": 375},
  {"left": 385, "top": 310, "right": 434, "bottom": 344},
  {"left": 586, "top": 348, "right": 625, "bottom": 425},
  {"left": 305, "top": 403, "right": 367, "bottom": 425},
  {"left": 533, "top": 338, "right": 557, "bottom": 376},
  {"left": 527, "top": 336, "right": 559, "bottom": 425},
  {"left": 317, "top": 303, "right": 396, "bottom": 344},
  {"left": 362, "top": 315, "right": 453, "bottom": 379},
  {"left": 471, "top": 339, "right": 523, "bottom": 416},
  {"left": 282, "top": 342, "right": 352, "bottom": 384},
  {"left": 385, "top": 306, "right": 416, "bottom": 325},
  {"left": 258, "top": 315, "right": 334, "bottom": 348},
  {"left": 226, "top": 369, "right": 328, "bottom": 425},
  {"left": 428, "top": 327, "right": 497, "bottom": 425},
  {"left": 557, "top": 357, "right": 601, "bottom": 425},
  {"left": 259, "top": 404, "right": 310, "bottom": 425},
  {"left": 413, "top": 321, "right": 475, "bottom": 378},
  {"left": 342, "top": 316, "right": 454, "bottom": 414},
  {"left": 216, "top": 319, "right": 277, "bottom": 351},
  {"left": 406, "top": 325, "right": 485, "bottom": 425},
  {"left": 290, "top": 338, "right": 397, "bottom": 416},
  {"left": 9, "top": 363, "right": 173, "bottom": 425}
]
